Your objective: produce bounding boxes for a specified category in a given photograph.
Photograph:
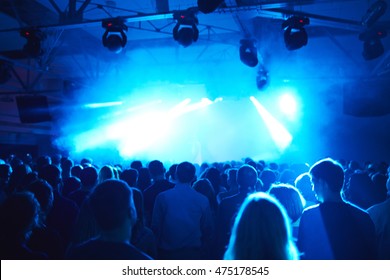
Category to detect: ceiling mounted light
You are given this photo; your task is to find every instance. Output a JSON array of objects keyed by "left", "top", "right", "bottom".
[
  {"left": 359, "top": 26, "right": 387, "bottom": 60},
  {"left": 282, "top": 16, "right": 310, "bottom": 51},
  {"left": 256, "top": 66, "right": 269, "bottom": 91},
  {"left": 361, "top": 0, "right": 387, "bottom": 28},
  {"left": 173, "top": 9, "right": 199, "bottom": 47},
  {"left": 240, "top": 39, "right": 258, "bottom": 67},
  {"left": 20, "top": 28, "right": 45, "bottom": 58},
  {"left": 102, "top": 18, "right": 128, "bottom": 53}
]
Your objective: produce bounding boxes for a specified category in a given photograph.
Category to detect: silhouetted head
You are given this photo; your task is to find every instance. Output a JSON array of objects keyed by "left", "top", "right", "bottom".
[
  {"left": 260, "top": 169, "right": 277, "bottom": 192},
  {"left": 70, "top": 164, "right": 83, "bottom": 179},
  {"left": 237, "top": 164, "right": 258, "bottom": 192},
  {"left": 62, "top": 176, "right": 81, "bottom": 197},
  {"left": 269, "top": 183, "right": 305, "bottom": 223},
  {"left": 130, "top": 160, "right": 143, "bottom": 171},
  {"left": 0, "top": 192, "right": 40, "bottom": 242},
  {"left": 88, "top": 179, "right": 136, "bottom": 231},
  {"left": 98, "top": 165, "right": 115, "bottom": 184},
  {"left": 224, "top": 192, "right": 298, "bottom": 260},
  {"left": 38, "top": 164, "right": 61, "bottom": 190},
  {"left": 79, "top": 166, "right": 98, "bottom": 189},
  {"left": 80, "top": 158, "right": 93, "bottom": 168},
  {"left": 176, "top": 161, "right": 196, "bottom": 184},
  {"left": 25, "top": 179, "right": 54, "bottom": 217},
  {"left": 120, "top": 168, "right": 138, "bottom": 187},
  {"left": 148, "top": 160, "right": 165, "bottom": 178},
  {"left": 309, "top": 158, "right": 344, "bottom": 193}
]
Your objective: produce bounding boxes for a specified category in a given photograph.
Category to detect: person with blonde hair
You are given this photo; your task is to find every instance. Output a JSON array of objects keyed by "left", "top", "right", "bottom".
[{"left": 224, "top": 192, "right": 299, "bottom": 260}]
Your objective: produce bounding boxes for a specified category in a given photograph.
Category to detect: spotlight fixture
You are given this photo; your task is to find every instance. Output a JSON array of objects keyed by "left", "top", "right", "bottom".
[
  {"left": 361, "top": 0, "right": 387, "bottom": 28},
  {"left": 20, "top": 28, "right": 45, "bottom": 58},
  {"left": 282, "top": 16, "right": 310, "bottom": 51},
  {"left": 256, "top": 66, "right": 269, "bottom": 90},
  {"left": 173, "top": 9, "right": 199, "bottom": 47},
  {"left": 102, "top": 18, "right": 128, "bottom": 53},
  {"left": 359, "top": 26, "right": 387, "bottom": 60},
  {"left": 239, "top": 39, "right": 258, "bottom": 67},
  {"left": 197, "top": 0, "right": 224, "bottom": 14}
]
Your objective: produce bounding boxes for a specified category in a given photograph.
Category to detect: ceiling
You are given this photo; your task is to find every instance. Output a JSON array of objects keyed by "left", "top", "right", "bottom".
[{"left": 1, "top": 1, "right": 390, "bottom": 162}]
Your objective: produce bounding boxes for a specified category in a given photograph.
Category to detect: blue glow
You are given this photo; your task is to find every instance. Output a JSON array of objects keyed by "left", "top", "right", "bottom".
[{"left": 250, "top": 96, "right": 293, "bottom": 152}]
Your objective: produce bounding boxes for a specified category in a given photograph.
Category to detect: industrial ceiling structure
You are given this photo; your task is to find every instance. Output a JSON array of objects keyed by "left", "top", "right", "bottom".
[{"left": 1, "top": 1, "right": 390, "bottom": 162}]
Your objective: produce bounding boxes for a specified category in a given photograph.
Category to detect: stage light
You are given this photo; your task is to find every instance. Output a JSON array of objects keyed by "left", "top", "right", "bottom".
[
  {"left": 256, "top": 66, "right": 269, "bottom": 90},
  {"left": 359, "top": 26, "right": 387, "bottom": 60},
  {"left": 197, "top": 0, "right": 224, "bottom": 14},
  {"left": 250, "top": 96, "right": 293, "bottom": 152},
  {"left": 173, "top": 9, "right": 199, "bottom": 47},
  {"left": 102, "top": 18, "right": 128, "bottom": 53},
  {"left": 20, "top": 28, "right": 45, "bottom": 58},
  {"left": 282, "top": 16, "right": 310, "bottom": 51},
  {"left": 361, "top": 0, "right": 387, "bottom": 28},
  {"left": 279, "top": 93, "right": 297, "bottom": 117},
  {"left": 239, "top": 39, "right": 258, "bottom": 67}
]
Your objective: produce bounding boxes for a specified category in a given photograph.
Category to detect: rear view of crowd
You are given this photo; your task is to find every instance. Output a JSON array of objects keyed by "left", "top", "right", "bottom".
[{"left": 0, "top": 154, "right": 389, "bottom": 260}]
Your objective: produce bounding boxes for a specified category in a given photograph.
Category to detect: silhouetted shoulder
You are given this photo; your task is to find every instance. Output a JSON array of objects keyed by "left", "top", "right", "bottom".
[{"left": 67, "top": 239, "right": 152, "bottom": 260}]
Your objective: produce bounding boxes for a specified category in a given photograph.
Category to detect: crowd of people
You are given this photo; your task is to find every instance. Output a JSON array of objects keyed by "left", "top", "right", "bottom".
[{"left": 0, "top": 153, "right": 389, "bottom": 260}]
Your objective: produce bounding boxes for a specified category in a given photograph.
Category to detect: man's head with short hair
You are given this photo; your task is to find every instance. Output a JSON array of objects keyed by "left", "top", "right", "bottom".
[
  {"left": 0, "top": 192, "right": 40, "bottom": 241},
  {"left": 309, "top": 158, "right": 344, "bottom": 193},
  {"left": 79, "top": 166, "right": 98, "bottom": 188},
  {"left": 120, "top": 168, "right": 138, "bottom": 187},
  {"left": 176, "top": 161, "right": 196, "bottom": 184},
  {"left": 148, "top": 160, "right": 165, "bottom": 178},
  {"left": 237, "top": 164, "right": 258, "bottom": 191},
  {"left": 88, "top": 179, "right": 136, "bottom": 231},
  {"left": 38, "top": 164, "right": 61, "bottom": 190}
]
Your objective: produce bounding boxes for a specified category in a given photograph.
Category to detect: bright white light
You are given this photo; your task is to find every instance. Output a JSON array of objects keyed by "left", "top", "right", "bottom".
[
  {"left": 170, "top": 98, "right": 213, "bottom": 117},
  {"left": 250, "top": 96, "right": 293, "bottom": 152},
  {"left": 84, "top": 101, "right": 123, "bottom": 108},
  {"left": 279, "top": 93, "right": 297, "bottom": 117},
  {"left": 116, "top": 111, "right": 169, "bottom": 157}
]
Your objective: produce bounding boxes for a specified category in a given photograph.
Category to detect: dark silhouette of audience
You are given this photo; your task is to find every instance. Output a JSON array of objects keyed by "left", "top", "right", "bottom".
[
  {"left": 224, "top": 192, "right": 299, "bottom": 260},
  {"left": 0, "top": 163, "right": 12, "bottom": 203},
  {"left": 269, "top": 183, "right": 305, "bottom": 241},
  {"left": 345, "top": 171, "right": 377, "bottom": 210},
  {"left": 62, "top": 176, "right": 82, "bottom": 198},
  {"left": 25, "top": 179, "right": 66, "bottom": 259},
  {"left": 217, "top": 168, "right": 238, "bottom": 204},
  {"left": 131, "top": 187, "right": 157, "bottom": 258},
  {"left": 137, "top": 167, "right": 152, "bottom": 191},
  {"left": 298, "top": 158, "right": 377, "bottom": 259},
  {"left": 0, "top": 153, "right": 388, "bottom": 260},
  {"left": 151, "top": 161, "right": 214, "bottom": 259},
  {"left": 0, "top": 192, "right": 47, "bottom": 259},
  {"left": 39, "top": 164, "right": 79, "bottom": 248},
  {"left": 294, "top": 172, "right": 318, "bottom": 208},
  {"left": 367, "top": 175, "right": 390, "bottom": 259},
  {"left": 120, "top": 168, "right": 139, "bottom": 188},
  {"left": 143, "top": 160, "right": 174, "bottom": 226},
  {"left": 259, "top": 168, "right": 277, "bottom": 192},
  {"left": 68, "top": 166, "right": 98, "bottom": 208},
  {"left": 67, "top": 179, "right": 152, "bottom": 259},
  {"left": 215, "top": 164, "right": 258, "bottom": 259}
]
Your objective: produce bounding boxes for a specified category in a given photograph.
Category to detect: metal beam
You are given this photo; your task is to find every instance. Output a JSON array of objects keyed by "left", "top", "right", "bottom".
[{"left": 0, "top": 2, "right": 368, "bottom": 33}]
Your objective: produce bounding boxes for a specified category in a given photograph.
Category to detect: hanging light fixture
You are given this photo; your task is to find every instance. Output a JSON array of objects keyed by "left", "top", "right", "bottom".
[
  {"left": 282, "top": 16, "right": 310, "bottom": 51},
  {"left": 102, "top": 18, "right": 128, "bottom": 53}
]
